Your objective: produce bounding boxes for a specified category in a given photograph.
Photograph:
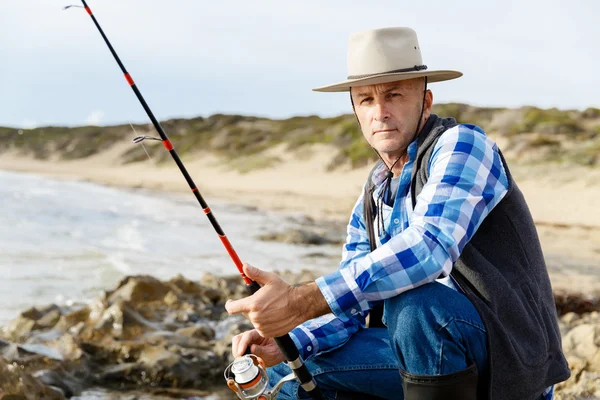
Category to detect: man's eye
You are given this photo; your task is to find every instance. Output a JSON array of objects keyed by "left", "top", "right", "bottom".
[
  {"left": 360, "top": 97, "right": 373, "bottom": 104},
  {"left": 391, "top": 93, "right": 402, "bottom": 98}
]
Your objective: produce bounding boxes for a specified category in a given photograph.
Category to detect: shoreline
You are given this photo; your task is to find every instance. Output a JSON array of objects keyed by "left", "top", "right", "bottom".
[{"left": 2, "top": 149, "right": 599, "bottom": 296}]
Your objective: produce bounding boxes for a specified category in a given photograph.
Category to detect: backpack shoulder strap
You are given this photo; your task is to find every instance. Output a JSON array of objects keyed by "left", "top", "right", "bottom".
[
  {"left": 362, "top": 162, "right": 386, "bottom": 328},
  {"left": 363, "top": 162, "right": 381, "bottom": 252}
]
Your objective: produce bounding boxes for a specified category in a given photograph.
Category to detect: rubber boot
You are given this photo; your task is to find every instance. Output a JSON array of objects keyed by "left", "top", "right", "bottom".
[{"left": 400, "top": 364, "right": 479, "bottom": 400}]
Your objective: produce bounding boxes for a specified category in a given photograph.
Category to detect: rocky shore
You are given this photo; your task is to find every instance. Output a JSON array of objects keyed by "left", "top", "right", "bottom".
[
  {"left": 1, "top": 272, "right": 599, "bottom": 400},
  {"left": 0, "top": 273, "right": 254, "bottom": 400}
]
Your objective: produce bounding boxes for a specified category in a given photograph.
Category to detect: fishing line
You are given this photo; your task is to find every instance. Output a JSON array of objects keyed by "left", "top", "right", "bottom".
[{"left": 130, "top": 124, "right": 159, "bottom": 164}]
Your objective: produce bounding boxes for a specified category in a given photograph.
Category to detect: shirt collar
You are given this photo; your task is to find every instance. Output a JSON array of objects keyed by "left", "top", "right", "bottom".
[{"left": 370, "top": 139, "right": 419, "bottom": 188}]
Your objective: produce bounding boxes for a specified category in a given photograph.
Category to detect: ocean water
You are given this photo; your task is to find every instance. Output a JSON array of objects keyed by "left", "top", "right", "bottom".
[{"left": 0, "top": 170, "right": 341, "bottom": 326}]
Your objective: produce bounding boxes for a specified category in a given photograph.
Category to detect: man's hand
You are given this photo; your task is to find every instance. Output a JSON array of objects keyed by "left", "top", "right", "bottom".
[
  {"left": 232, "top": 329, "right": 285, "bottom": 367},
  {"left": 225, "top": 263, "right": 330, "bottom": 338}
]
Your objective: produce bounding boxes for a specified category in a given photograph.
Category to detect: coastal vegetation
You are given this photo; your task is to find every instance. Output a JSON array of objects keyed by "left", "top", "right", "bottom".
[{"left": 1, "top": 104, "right": 599, "bottom": 171}]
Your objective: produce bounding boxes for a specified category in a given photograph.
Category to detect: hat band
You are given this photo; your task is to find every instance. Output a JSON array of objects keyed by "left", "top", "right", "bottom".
[{"left": 347, "top": 64, "right": 428, "bottom": 80}]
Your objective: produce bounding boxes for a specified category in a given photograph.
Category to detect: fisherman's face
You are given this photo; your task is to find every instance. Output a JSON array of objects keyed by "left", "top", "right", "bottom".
[{"left": 351, "top": 78, "right": 432, "bottom": 160}]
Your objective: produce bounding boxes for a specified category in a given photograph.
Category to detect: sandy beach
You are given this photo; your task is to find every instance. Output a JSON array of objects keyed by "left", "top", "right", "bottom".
[{"left": 1, "top": 142, "right": 599, "bottom": 296}]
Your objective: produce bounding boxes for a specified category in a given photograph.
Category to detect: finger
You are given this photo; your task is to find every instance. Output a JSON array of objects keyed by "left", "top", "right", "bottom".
[
  {"left": 237, "top": 330, "right": 259, "bottom": 357},
  {"left": 225, "top": 298, "right": 250, "bottom": 315},
  {"left": 243, "top": 263, "right": 278, "bottom": 286},
  {"left": 231, "top": 334, "right": 242, "bottom": 357},
  {"left": 233, "top": 332, "right": 248, "bottom": 357}
]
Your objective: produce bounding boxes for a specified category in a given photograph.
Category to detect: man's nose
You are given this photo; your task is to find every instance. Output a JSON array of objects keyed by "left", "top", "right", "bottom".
[{"left": 373, "top": 101, "right": 390, "bottom": 121}]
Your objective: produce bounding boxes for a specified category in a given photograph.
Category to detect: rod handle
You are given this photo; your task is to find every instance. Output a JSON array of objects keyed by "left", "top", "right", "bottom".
[{"left": 245, "top": 280, "right": 262, "bottom": 295}]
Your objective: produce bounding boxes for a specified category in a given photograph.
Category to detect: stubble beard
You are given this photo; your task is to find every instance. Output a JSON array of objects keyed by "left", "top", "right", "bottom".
[{"left": 370, "top": 128, "right": 412, "bottom": 162}]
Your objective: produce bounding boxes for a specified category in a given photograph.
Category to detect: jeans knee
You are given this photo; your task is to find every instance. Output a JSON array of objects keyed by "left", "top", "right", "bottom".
[
  {"left": 383, "top": 282, "right": 445, "bottom": 336},
  {"left": 382, "top": 282, "right": 487, "bottom": 375}
]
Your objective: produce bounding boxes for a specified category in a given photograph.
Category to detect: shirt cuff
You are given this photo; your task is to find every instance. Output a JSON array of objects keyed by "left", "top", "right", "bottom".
[
  {"left": 289, "top": 325, "right": 318, "bottom": 360},
  {"left": 316, "top": 267, "right": 368, "bottom": 322}
]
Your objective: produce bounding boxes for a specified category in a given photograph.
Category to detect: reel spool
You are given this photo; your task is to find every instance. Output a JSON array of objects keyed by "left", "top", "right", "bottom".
[{"left": 225, "top": 354, "right": 269, "bottom": 399}]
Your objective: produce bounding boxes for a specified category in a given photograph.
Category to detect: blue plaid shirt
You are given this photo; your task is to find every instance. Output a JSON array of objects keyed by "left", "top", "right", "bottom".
[{"left": 289, "top": 124, "right": 554, "bottom": 400}]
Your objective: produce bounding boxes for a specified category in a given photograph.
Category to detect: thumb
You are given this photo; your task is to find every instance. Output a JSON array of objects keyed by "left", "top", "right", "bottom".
[{"left": 243, "top": 263, "right": 277, "bottom": 286}]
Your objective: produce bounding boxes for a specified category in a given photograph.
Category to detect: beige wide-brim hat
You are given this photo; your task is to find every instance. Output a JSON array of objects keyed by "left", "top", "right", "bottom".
[{"left": 313, "top": 27, "right": 462, "bottom": 92}]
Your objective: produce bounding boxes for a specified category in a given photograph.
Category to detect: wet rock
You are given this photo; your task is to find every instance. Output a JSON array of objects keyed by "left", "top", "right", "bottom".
[
  {"left": 36, "top": 308, "right": 62, "bottom": 330},
  {"left": 55, "top": 305, "right": 93, "bottom": 332},
  {"left": 562, "top": 324, "right": 600, "bottom": 362},
  {"left": 4, "top": 316, "right": 36, "bottom": 342},
  {"left": 556, "top": 312, "right": 600, "bottom": 399},
  {"left": 142, "top": 331, "right": 212, "bottom": 351},
  {"left": 3, "top": 305, "right": 64, "bottom": 341},
  {"left": 561, "top": 312, "right": 580, "bottom": 325},
  {"left": 0, "top": 356, "right": 65, "bottom": 400},
  {"left": 176, "top": 324, "right": 216, "bottom": 341},
  {"left": 97, "top": 362, "right": 139, "bottom": 382},
  {"left": 95, "top": 343, "right": 222, "bottom": 388},
  {"left": 554, "top": 291, "right": 600, "bottom": 316},
  {"left": 1, "top": 340, "right": 63, "bottom": 364},
  {"left": 24, "top": 332, "right": 83, "bottom": 361},
  {"left": 107, "top": 275, "right": 172, "bottom": 304},
  {"left": 163, "top": 291, "right": 179, "bottom": 306},
  {"left": 139, "top": 345, "right": 181, "bottom": 370},
  {"left": 257, "top": 228, "right": 343, "bottom": 246},
  {"left": 92, "top": 301, "right": 125, "bottom": 337},
  {"left": 168, "top": 274, "right": 207, "bottom": 295},
  {"left": 199, "top": 273, "right": 247, "bottom": 300},
  {"left": 144, "top": 387, "right": 216, "bottom": 398},
  {"left": 33, "top": 369, "right": 82, "bottom": 398},
  {"left": 556, "top": 371, "right": 600, "bottom": 399}
]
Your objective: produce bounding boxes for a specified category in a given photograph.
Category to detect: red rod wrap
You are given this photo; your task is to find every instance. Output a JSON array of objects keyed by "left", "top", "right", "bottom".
[
  {"left": 85, "top": 6, "right": 92, "bottom": 15},
  {"left": 203, "top": 207, "right": 211, "bottom": 214},
  {"left": 162, "top": 139, "right": 174, "bottom": 151},
  {"left": 219, "top": 235, "right": 250, "bottom": 284},
  {"left": 124, "top": 73, "right": 135, "bottom": 86}
]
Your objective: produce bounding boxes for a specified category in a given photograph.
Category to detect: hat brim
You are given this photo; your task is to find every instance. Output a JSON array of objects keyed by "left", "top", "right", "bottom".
[{"left": 313, "top": 70, "right": 462, "bottom": 92}]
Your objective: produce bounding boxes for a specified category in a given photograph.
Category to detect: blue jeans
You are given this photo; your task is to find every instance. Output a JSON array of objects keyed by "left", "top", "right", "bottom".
[{"left": 267, "top": 282, "right": 488, "bottom": 399}]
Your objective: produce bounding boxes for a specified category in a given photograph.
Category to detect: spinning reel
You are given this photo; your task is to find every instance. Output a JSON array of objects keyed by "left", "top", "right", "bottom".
[{"left": 224, "top": 354, "right": 296, "bottom": 399}]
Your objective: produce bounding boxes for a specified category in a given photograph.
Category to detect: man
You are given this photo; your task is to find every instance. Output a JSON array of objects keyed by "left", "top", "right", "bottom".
[{"left": 226, "top": 27, "right": 569, "bottom": 399}]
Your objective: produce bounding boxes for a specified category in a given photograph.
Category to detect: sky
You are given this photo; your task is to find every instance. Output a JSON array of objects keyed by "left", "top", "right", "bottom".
[{"left": 1, "top": 0, "right": 599, "bottom": 129}]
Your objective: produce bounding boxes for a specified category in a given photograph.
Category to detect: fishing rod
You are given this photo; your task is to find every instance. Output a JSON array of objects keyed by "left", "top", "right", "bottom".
[{"left": 64, "top": 2, "right": 324, "bottom": 399}]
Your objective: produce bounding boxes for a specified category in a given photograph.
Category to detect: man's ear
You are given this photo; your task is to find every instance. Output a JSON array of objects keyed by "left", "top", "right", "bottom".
[{"left": 423, "top": 89, "right": 433, "bottom": 119}]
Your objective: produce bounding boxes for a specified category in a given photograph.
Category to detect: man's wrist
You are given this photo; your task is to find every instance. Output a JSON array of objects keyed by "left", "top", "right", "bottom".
[{"left": 292, "top": 282, "right": 331, "bottom": 322}]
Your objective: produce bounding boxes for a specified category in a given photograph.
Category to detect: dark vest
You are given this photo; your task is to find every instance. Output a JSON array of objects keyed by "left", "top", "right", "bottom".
[{"left": 363, "top": 115, "right": 570, "bottom": 400}]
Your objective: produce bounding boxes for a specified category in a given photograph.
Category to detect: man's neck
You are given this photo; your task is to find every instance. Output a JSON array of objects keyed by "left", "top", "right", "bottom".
[{"left": 381, "top": 151, "right": 409, "bottom": 178}]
